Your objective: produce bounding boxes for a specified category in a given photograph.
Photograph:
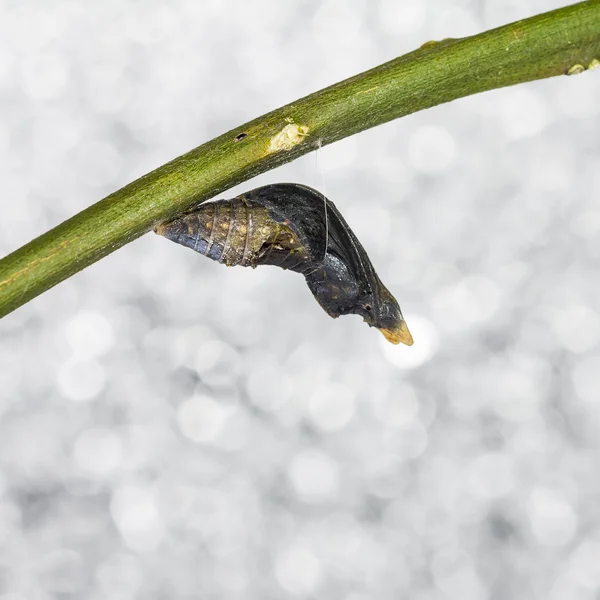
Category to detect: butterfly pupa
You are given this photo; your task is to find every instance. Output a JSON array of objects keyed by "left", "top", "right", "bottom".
[{"left": 155, "top": 183, "right": 413, "bottom": 345}]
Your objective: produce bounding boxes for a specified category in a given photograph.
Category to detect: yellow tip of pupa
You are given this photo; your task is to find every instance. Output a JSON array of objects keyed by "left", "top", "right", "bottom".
[{"left": 379, "top": 321, "right": 414, "bottom": 346}]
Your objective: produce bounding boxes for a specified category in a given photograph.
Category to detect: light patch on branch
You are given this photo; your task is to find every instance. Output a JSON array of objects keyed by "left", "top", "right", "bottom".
[
  {"left": 567, "top": 63, "right": 585, "bottom": 75},
  {"left": 268, "top": 122, "right": 310, "bottom": 153}
]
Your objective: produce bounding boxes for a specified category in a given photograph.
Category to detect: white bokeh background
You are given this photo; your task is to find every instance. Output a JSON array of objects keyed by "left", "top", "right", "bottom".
[{"left": 1, "top": 1, "right": 600, "bottom": 599}]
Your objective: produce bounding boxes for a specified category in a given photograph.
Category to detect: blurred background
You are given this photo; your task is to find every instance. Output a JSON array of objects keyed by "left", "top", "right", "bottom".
[{"left": 1, "top": 1, "right": 599, "bottom": 598}]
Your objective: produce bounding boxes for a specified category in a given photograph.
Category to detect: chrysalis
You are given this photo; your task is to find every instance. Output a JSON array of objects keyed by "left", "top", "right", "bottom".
[{"left": 155, "top": 183, "right": 413, "bottom": 345}]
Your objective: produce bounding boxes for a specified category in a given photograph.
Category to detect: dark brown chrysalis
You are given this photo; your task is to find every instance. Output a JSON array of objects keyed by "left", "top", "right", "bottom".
[{"left": 155, "top": 183, "right": 413, "bottom": 345}]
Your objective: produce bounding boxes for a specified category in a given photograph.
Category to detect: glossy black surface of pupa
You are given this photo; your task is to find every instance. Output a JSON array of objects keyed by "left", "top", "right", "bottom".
[{"left": 155, "top": 183, "right": 413, "bottom": 345}]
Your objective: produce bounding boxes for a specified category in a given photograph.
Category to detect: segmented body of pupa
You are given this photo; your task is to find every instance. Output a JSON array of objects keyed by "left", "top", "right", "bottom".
[
  {"left": 156, "top": 194, "right": 312, "bottom": 272},
  {"left": 155, "top": 183, "right": 413, "bottom": 345}
]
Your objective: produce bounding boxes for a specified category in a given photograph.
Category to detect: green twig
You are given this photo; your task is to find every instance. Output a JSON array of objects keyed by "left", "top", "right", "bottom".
[{"left": 1, "top": 1, "right": 599, "bottom": 318}]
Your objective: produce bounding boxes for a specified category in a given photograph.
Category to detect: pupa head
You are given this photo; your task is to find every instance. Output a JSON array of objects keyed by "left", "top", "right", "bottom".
[
  {"left": 305, "top": 253, "right": 413, "bottom": 346},
  {"left": 366, "top": 281, "right": 413, "bottom": 346}
]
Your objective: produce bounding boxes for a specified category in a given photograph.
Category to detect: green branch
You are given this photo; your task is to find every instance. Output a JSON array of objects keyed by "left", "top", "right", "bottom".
[{"left": 1, "top": 1, "right": 599, "bottom": 318}]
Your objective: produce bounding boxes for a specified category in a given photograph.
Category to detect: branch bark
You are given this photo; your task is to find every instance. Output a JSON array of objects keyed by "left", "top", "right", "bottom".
[{"left": 1, "top": 1, "right": 599, "bottom": 318}]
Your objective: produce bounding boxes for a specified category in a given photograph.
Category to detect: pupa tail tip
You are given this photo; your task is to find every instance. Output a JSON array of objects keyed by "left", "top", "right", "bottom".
[{"left": 154, "top": 222, "right": 168, "bottom": 236}]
